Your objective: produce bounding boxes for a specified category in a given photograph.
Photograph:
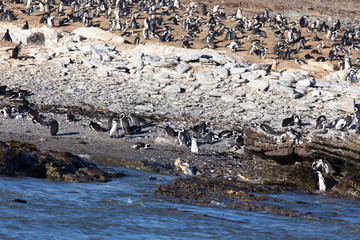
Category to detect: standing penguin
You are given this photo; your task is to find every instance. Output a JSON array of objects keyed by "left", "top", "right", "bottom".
[
  {"left": 191, "top": 137, "right": 199, "bottom": 154},
  {"left": 49, "top": 118, "right": 59, "bottom": 136},
  {"left": 316, "top": 171, "right": 326, "bottom": 192},
  {"left": 11, "top": 41, "right": 22, "bottom": 59},
  {"left": 109, "top": 118, "right": 119, "bottom": 138},
  {"left": 134, "top": 34, "right": 140, "bottom": 45},
  {"left": 2, "top": 29, "right": 12, "bottom": 42},
  {"left": 120, "top": 113, "right": 131, "bottom": 135}
]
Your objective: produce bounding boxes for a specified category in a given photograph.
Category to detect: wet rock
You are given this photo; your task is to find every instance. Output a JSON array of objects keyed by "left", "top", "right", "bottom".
[{"left": 0, "top": 140, "right": 123, "bottom": 182}]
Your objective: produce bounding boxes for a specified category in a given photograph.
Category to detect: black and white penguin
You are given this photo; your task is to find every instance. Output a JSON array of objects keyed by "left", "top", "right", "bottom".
[
  {"left": 2, "top": 29, "right": 12, "bottom": 42},
  {"left": 205, "top": 131, "right": 219, "bottom": 144},
  {"left": 109, "top": 118, "right": 119, "bottom": 138},
  {"left": 133, "top": 33, "right": 140, "bottom": 45},
  {"left": 66, "top": 111, "right": 76, "bottom": 122},
  {"left": 120, "top": 113, "right": 131, "bottom": 135},
  {"left": 89, "top": 121, "right": 102, "bottom": 132},
  {"left": 1, "top": 106, "right": 12, "bottom": 119},
  {"left": 219, "top": 130, "right": 234, "bottom": 138},
  {"left": 22, "top": 21, "right": 29, "bottom": 30},
  {"left": 107, "top": 113, "right": 118, "bottom": 132},
  {"left": 130, "top": 142, "right": 150, "bottom": 150},
  {"left": 315, "top": 115, "right": 327, "bottom": 132},
  {"left": 49, "top": 119, "right": 59, "bottom": 136},
  {"left": 316, "top": 171, "right": 326, "bottom": 192},
  {"left": 192, "top": 122, "right": 208, "bottom": 137},
  {"left": 32, "top": 115, "right": 47, "bottom": 126},
  {"left": 258, "top": 123, "right": 276, "bottom": 134},
  {"left": 333, "top": 116, "right": 347, "bottom": 130},
  {"left": 312, "top": 159, "right": 335, "bottom": 175},
  {"left": 165, "top": 126, "right": 177, "bottom": 137},
  {"left": 28, "top": 108, "right": 39, "bottom": 118},
  {"left": 0, "top": 85, "right": 6, "bottom": 95},
  {"left": 11, "top": 41, "right": 22, "bottom": 59},
  {"left": 178, "top": 128, "right": 190, "bottom": 146},
  {"left": 282, "top": 114, "right": 302, "bottom": 127},
  {"left": 129, "top": 113, "right": 141, "bottom": 127},
  {"left": 191, "top": 137, "right": 199, "bottom": 154}
]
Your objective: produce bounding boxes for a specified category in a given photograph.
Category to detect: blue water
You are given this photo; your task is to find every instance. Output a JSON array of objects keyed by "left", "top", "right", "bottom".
[{"left": 0, "top": 169, "right": 359, "bottom": 239}]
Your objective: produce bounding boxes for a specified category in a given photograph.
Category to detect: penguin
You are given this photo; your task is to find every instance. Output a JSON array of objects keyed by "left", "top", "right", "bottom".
[
  {"left": 28, "top": 108, "right": 39, "bottom": 118},
  {"left": 130, "top": 142, "right": 150, "bottom": 150},
  {"left": 258, "top": 123, "right": 276, "bottom": 134},
  {"left": 66, "top": 112, "right": 76, "bottom": 122},
  {"left": 165, "top": 126, "right": 177, "bottom": 137},
  {"left": 315, "top": 115, "right": 327, "bottom": 133},
  {"left": 205, "top": 131, "right": 219, "bottom": 144},
  {"left": 11, "top": 41, "right": 22, "bottom": 59},
  {"left": 282, "top": 114, "right": 301, "bottom": 127},
  {"left": 312, "top": 159, "right": 335, "bottom": 175},
  {"left": 0, "top": 85, "right": 6, "bottom": 95},
  {"left": 134, "top": 33, "right": 140, "bottom": 45},
  {"left": 1, "top": 106, "right": 12, "bottom": 119},
  {"left": 192, "top": 122, "right": 208, "bottom": 137},
  {"left": 22, "top": 21, "right": 29, "bottom": 30},
  {"left": 89, "top": 121, "right": 102, "bottom": 132},
  {"left": 129, "top": 113, "right": 141, "bottom": 127},
  {"left": 107, "top": 113, "right": 118, "bottom": 132},
  {"left": 219, "top": 130, "right": 234, "bottom": 138},
  {"left": 178, "top": 128, "right": 190, "bottom": 146},
  {"left": 120, "top": 113, "right": 131, "bottom": 135},
  {"left": 32, "top": 115, "right": 47, "bottom": 126},
  {"left": 2, "top": 29, "right": 12, "bottom": 42},
  {"left": 191, "top": 137, "right": 199, "bottom": 154},
  {"left": 316, "top": 171, "right": 326, "bottom": 192},
  {"left": 109, "top": 118, "right": 119, "bottom": 138},
  {"left": 49, "top": 119, "right": 59, "bottom": 136}
]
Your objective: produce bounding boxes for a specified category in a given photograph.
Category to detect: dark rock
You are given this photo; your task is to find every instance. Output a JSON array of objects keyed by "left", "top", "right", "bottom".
[
  {"left": 0, "top": 140, "right": 124, "bottom": 182},
  {"left": 26, "top": 32, "right": 45, "bottom": 46}
]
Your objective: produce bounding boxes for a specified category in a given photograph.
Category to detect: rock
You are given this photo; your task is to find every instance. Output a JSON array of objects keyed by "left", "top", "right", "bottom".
[
  {"left": 176, "top": 63, "right": 191, "bottom": 74},
  {"left": 163, "top": 85, "right": 182, "bottom": 93},
  {"left": 96, "top": 68, "right": 109, "bottom": 77},
  {"left": 52, "top": 46, "right": 70, "bottom": 56},
  {"left": 26, "top": 32, "right": 45, "bottom": 46},
  {"left": 221, "top": 94, "right": 236, "bottom": 102},
  {"left": 241, "top": 71, "right": 261, "bottom": 80},
  {"left": 197, "top": 70, "right": 216, "bottom": 84},
  {"left": 154, "top": 135, "right": 179, "bottom": 145},
  {"left": 135, "top": 104, "right": 154, "bottom": 112},
  {"left": 72, "top": 27, "right": 124, "bottom": 44},
  {"left": 0, "top": 140, "right": 123, "bottom": 182},
  {"left": 271, "top": 83, "right": 303, "bottom": 99},
  {"left": 180, "top": 51, "right": 204, "bottom": 62},
  {"left": 249, "top": 63, "right": 272, "bottom": 72},
  {"left": 328, "top": 98, "right": 355, "bottom": 113},
  {"left": 215, "top": 66, "right": 230, "bottom": 77},
  {"left": 282, "top": 69, "right": 311, "bottom": 81},
  {"left": 296, "top": 78, "right": 316, "bottom": 88},
  {"left": 232, "top": 73, "right": 249, "bottom": 84},
  {"left": 247, "top": 80, "right": 269, "bottom": 91},
  {"left": 211, "top": 52, "right": 236, "bottom": 65}
]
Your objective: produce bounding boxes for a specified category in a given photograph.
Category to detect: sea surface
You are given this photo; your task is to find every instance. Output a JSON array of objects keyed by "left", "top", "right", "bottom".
[{"left": 1, "top": 168, "right": 360, "bottom": 240}]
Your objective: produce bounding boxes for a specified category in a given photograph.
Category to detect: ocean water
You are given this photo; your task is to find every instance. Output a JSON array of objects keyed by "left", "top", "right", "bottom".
[{"left": 1, "top": 169, "right": 359, "bottom": 240}]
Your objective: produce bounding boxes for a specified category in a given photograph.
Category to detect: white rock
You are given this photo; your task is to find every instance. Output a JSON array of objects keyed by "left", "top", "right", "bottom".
[
  {"left": 176, "top": 63, "right": 191, "bottom": 73},
  {"left": 221, "top": 94, "right": 236, "bottom": 102},
  {"left": 197, "top": 70, "right": 216, "bottom": 83},
  {"left": 247, "top": 80, "right": 269, "bottom": 91},
  {"left": 163, "top": 85, "right": 182, "bottom": 93},
  {"left": 180, "top": 51, "right": 204, "bottom": 62},
  {"left": 215, "top": 66, "right": 230, "bottom": 77},
  {"left": 328, "top": 98, "right": 355, "bottom": 113},
  {"left": 72, "top": 27, "right": 124, "bottom": 44}
]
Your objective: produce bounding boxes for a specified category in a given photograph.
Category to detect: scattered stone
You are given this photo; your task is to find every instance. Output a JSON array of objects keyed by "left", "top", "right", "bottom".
[
  {"left": 176, "top": 63, "right": 191, "bottom": 74},
  {"left": 247, "top": 80, "right": 269, "bottom": 91}
]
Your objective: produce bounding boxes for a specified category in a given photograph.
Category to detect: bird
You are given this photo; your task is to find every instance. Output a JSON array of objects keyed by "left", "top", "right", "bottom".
[
  {"left": 316, "top": 171, "right": 326, "bottom": 192},
  {"left": 315, "top": 115, "right": 327, "bottom": 133},
  {"left": 192, "top": 122, "right": 208, "bottom": 137},
  {"left": 165, "top": 126, "right": 177, "bottom": 137},
  {"left": 107, "top": 113, "right": 118, "bottom": 132},
  {"left": 205, "top": 131, "right": 219, "bottom": 144},
  {"left": 178, "top": 128, "right": 190, "bottom": 146},
  {"left": 66, "top": 112, "right": 76, "bottom": 122},
  {"left": 49, "top": 119, "right": 59, "bottom": 136},
  {"left": 11, "top": 41, "right": 22, "bottom": 59},
  {"left": 22, "top": 21, "right": 29, "bottom": 30},
  {"left": 282, "top": 114, "right": 302, "bottom": 127},
  {"left": 1, "top": 106, "right": 12, "bottom": 119},
  {"left": 130, "top": 142, "right": 150, "bottom": 150},
  {"left": 2, "top": 29, "right": 12, "bottom": 42},
  {"left": 174, "top": 158, "right": 193, "bottom": 175},
  {"left": 312, "top": 159, "right": 335, "bottom": 175},
  {"left": 120, "top": 113, "right": 131, "bottom": 135},
  {"left": 191, "top": 137, "right": 199, "bottom": 154},
  {"left": 109, "top": 118, "right": 119, "bottom": 138},
  {"left": 89, "top": 121, "right": 102, "bottom": 132}
]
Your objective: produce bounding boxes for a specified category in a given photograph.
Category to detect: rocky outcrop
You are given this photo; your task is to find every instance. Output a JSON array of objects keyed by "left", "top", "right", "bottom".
[{"left": 0, "top": 140, "right": 124, "bottom": 182}]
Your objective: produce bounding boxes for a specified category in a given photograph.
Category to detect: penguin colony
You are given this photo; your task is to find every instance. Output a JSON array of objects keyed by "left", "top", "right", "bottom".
[{"left": 1, "top": 0, "right": 360, "bottom": 80}]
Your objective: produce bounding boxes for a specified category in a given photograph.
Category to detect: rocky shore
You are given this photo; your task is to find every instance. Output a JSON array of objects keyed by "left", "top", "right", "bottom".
[{"left": 1, "top": 0, "right": 360, "bottom": 215}]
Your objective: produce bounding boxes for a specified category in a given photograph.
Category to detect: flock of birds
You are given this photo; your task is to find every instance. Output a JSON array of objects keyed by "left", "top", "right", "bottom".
[
  {"left": 1, "top": 0, "right": 360, "bottom": 81},
  {"left": 0, "top": 84, "right": 352, "bottom": 191}
]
